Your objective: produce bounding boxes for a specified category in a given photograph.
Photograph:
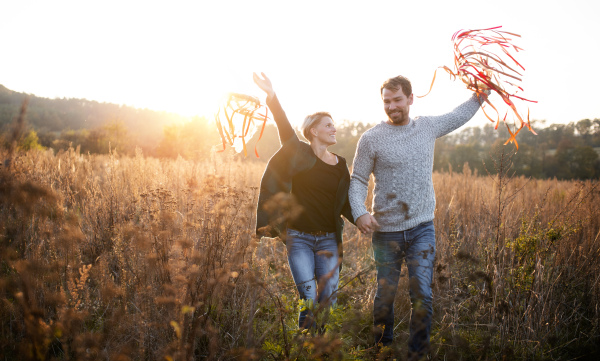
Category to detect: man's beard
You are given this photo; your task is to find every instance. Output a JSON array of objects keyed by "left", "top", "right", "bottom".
[{"left": 387, "top": 110, "right": 406, "bottom": 124}]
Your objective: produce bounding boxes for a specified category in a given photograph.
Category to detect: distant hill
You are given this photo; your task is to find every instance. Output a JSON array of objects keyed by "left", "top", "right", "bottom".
[
  {"left": 1, "top": 85, "right": 599, "bottom": 179},
  {"left": 0, "top": 84, "right": 192, "bottom": 148},
  {"left": 0, "top": 84, "right": 285, "bottom": 160}
]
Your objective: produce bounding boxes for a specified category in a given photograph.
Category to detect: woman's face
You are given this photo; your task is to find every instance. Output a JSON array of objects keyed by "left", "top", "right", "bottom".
[{"left": 310, "top": 116, "right": 337, "bottom": 145}]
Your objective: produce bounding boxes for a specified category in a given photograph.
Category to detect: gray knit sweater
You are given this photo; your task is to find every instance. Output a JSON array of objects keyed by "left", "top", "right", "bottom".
[{"left": 349, "top": 93, "right": 484, "bottom": 232}]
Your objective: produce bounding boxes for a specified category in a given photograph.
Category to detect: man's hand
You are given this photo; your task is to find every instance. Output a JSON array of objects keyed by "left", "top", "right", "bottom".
[
  {"left": 478, "top": 69, "right": 493, "bottom": 94},
  {"left": 356, "top": 213, "right": 380, "bottom": 234}
]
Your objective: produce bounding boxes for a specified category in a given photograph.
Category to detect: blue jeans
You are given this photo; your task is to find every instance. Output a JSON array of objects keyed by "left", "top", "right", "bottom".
[
  {"left": 286, "top": 228, "right": 340, "bottom": 329},
  {"left": 372, "top": 221, "right": 436, "bottom": 357}
]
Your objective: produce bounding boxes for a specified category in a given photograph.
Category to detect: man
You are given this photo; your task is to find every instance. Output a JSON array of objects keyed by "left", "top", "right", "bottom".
[{"left": 349, "top": 75, "right": 487, "bottom": 358}]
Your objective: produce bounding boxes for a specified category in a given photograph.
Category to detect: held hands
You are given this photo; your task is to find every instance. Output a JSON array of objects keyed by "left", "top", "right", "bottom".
[
  {"left": 356, "top": 213, "right": 380, "bottom": 234},
  {"left": 253, "top": 72, "right": 275, "bottom": 99}
]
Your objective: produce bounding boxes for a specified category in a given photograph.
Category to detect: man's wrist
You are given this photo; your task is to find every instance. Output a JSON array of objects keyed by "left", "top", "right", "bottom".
[{"left": 357, "top": 212, "right": 369, "bottom": 220}]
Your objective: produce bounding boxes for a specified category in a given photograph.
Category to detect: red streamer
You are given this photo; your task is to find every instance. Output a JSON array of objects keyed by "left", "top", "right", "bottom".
[
  {"left": 215, "top": 93, "right": 270, "bottom": 157},
  {"left": 419, "top": 26, "right": 537, "bottom": 149}
]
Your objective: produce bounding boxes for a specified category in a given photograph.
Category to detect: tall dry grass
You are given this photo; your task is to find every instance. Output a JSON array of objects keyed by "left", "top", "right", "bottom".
[{"left": 0, "top": 143, "right": 598, "bottom": 360}]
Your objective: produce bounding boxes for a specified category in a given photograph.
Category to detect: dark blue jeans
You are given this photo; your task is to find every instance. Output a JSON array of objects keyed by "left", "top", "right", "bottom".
[
  {"left": 286, "top": 228, "right": 340, "bottom": 329},
  {"left": 372, "top": 221, "right": 436, "bottom": 357}
]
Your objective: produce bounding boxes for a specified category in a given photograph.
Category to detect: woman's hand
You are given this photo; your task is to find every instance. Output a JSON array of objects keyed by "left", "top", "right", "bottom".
[
  {"left": 356, "top": 213, "right": 380, "bottom": 234},
  {"left": 253, "top": 72, "right": 275, "bottom": 99}
]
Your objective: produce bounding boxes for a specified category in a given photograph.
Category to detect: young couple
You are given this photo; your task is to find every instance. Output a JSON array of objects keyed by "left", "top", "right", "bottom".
[{"left": 254, "top": 72, "right": 488, "bottom": 358}]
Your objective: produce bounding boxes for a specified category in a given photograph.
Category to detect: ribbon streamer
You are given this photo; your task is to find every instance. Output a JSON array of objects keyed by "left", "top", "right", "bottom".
[
  {"left": 215, "top": 93, "right": 270, "bottom": 157},
  {"left": 419, "top": 26, "right": 537, "bottom": 149}
]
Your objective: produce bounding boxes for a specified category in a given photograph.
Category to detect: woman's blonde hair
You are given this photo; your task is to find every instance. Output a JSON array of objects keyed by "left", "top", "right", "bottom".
[{"left": 300, "top": 112, "right": 332, "bottom": 142}]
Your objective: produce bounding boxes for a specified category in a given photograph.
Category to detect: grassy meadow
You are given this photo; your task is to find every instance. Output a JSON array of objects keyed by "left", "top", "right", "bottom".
[{"left": 0, "top": 146, "right": 599, "bottom": 360}]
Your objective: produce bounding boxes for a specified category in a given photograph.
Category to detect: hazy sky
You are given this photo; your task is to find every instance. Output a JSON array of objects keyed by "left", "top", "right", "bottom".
[{"left": 2, "top": 0, "right": 599, "bottom": 130}]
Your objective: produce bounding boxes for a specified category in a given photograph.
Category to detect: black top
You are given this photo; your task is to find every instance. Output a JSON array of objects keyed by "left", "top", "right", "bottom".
[
  {"left": 255, "top": 94, "right": 355, "bottom": 271},
  {"left": 289, "top": 156, "right": 345, "bottom": 232}
]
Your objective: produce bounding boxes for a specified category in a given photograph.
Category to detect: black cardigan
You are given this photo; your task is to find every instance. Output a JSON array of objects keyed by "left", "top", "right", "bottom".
[{"left": 254, "top": 94, "right": 354, "bottom": 256}]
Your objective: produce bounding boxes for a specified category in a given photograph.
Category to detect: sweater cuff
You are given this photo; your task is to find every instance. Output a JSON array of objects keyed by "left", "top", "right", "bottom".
[{"left": 351, "top": 209, "right": 369, "bottom": 221}]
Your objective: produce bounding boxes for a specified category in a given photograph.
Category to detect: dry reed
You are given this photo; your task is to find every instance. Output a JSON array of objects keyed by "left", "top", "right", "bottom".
[{"left": 0, "top": 142, "right": 598, "bottom": 360}]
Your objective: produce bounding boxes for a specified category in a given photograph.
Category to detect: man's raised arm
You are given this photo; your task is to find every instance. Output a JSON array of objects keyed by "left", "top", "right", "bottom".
[{"left": 428, "top": 91, "right": 490, "bottom": 139}]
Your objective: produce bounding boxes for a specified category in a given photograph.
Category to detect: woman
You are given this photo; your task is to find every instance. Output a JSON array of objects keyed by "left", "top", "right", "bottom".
[{"left": 253, "top": 72, "right": 354, "bottom": 330}]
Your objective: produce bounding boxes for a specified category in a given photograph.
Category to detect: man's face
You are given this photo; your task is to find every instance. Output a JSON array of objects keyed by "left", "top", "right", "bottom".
[{"left": 382, "top": 87, "right": 413, "bottom": 126}]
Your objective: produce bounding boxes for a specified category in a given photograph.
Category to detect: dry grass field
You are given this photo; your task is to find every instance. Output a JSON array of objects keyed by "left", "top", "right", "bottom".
[{"left": 1, "top": 146, "right": 599, "bottom": 360}]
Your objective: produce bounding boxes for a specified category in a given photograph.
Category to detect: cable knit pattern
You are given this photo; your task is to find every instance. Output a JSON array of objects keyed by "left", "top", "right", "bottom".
[{"left": 349, "top": 93, "right": 484, "bottom": 232}]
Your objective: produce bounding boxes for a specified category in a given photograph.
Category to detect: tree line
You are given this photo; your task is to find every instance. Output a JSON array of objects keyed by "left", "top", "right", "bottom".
[
  {"left": 1, "top": 84, "right": 599, "bottom": 179},
  {"left": 0, "top": 84, "right": 188, "bottom": 155},
  {"left": 433, "top": 120, "right": 600, "bottom": 180}
]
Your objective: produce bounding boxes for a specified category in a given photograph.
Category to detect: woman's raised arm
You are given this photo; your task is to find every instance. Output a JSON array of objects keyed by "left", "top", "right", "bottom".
[{"left": 253, "top": 72, "right": 295, "bottom": 143}]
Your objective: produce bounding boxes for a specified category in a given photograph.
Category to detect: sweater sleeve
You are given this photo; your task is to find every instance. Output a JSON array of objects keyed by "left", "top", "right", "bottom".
[
  {"left": 265, "top": 94, "right": 296, "bottom": 144},
  {"left": 427, "top": 92, "right": 486, "bottom": 139},
  {"left": 349, "top": 132, "right": 375, "bottom": 220}
]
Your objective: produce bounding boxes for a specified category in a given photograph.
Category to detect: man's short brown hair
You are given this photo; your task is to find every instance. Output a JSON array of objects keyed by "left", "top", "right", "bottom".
[{"left": 381, "top": 75, "right": 412, "bottom": 97}]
